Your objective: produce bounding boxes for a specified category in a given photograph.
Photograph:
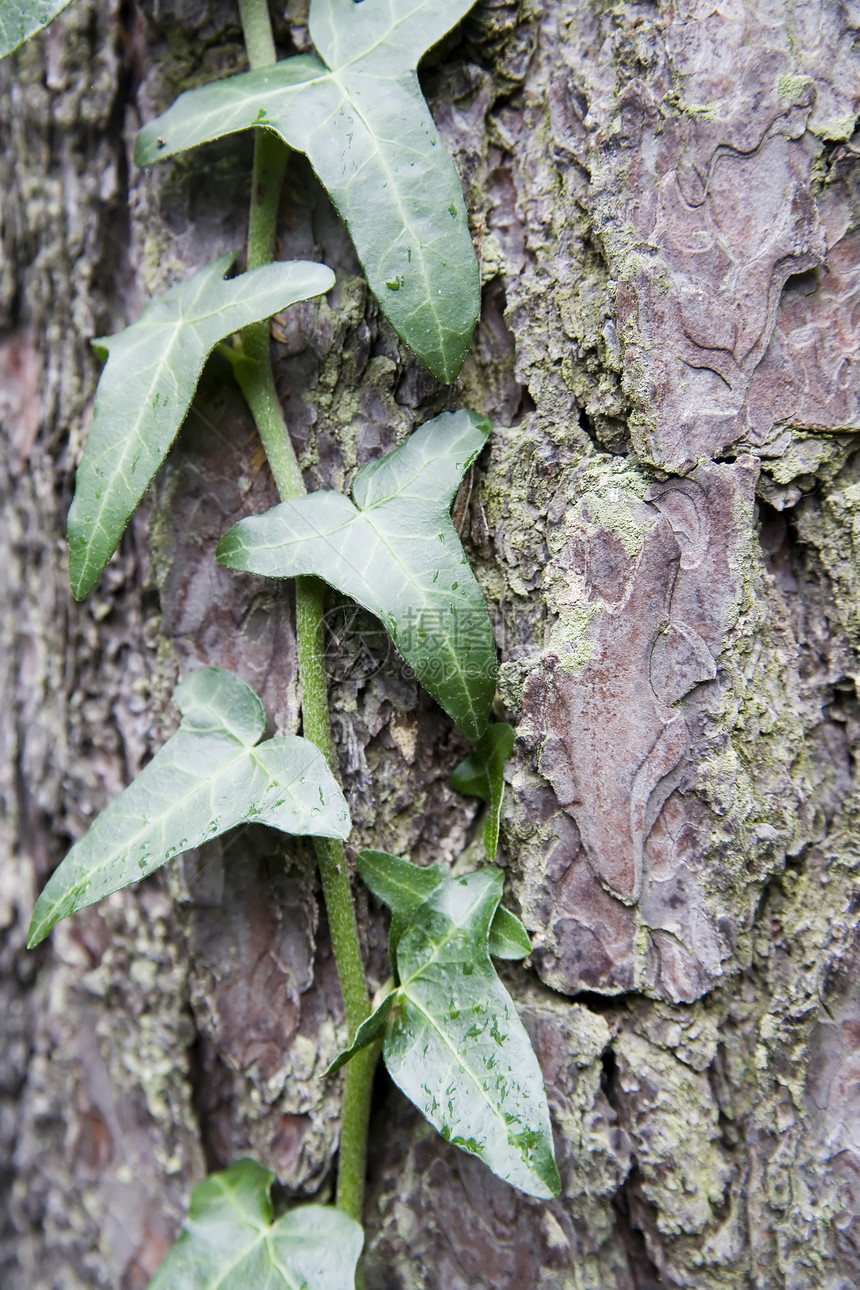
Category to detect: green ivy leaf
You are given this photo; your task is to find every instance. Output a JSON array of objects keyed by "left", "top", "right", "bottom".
[
  {"left": 27, "top": 667, "right": 350, "bottom": 948},
  {"left": 389, "top": 870, "right": 557, "bottom": 1197},
  {"left": 0, "top": 0, "right": 74, "bottom": 59},
  {"left": 216, "top": 410, "right": 496, "bottom": 741},
  {"left": 68, "top": 254, "right": 334, "bottom": 599},
  {"left": 450, "top": 721, "right": 515, "bottom": 861},
  {"left": 340, "top": 858, "right": 558, "bottom": 1199},
  {"left": 357, "top": 848, "right": 528, "bottom": 961},
  {"left": 147, "top": 1159, "right": 363, "bottom": 1290},
  {"left": 133, "top": 0, "right": 481, "bottom": 382}
]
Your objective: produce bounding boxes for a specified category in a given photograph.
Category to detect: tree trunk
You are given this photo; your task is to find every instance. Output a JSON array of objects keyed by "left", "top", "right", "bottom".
[{"left": 3, "top": 1, "right": 860, "bottom": 1286}]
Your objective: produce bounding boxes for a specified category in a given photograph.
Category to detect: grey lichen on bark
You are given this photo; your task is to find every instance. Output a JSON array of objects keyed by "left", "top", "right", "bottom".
[{"left": 4, "top": 0, "right": 860, "bottom": 1287}]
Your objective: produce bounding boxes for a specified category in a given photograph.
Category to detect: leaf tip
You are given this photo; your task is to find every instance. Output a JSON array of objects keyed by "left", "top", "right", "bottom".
[
  {"left": 425, "top": 345, "right": 469, "bottom": 386},
  {"left": 67, "top": 556, "right": 97, "bottom": 601},
  {"left": 317, "top": 264, "right": 337, "bottom": 294},
  {"left": 542, "top": 1158, "right": 563, "bottom": 1200},
  {"left": 460, "top": 710, "right": 490, "bottom": 744},
  {"left": 26, "top": 904, "right": 51, "bottom": 950}
]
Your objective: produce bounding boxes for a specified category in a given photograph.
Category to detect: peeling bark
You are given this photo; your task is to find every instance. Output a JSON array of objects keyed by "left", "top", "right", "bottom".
[{"left": 3, "top": 1, "right": 860, "bottom": 1287}]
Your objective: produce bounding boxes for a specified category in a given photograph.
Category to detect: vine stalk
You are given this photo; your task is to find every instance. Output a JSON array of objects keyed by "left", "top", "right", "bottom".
[{"left": 237, "top": 0, "right": 375, "bottom": 1230}]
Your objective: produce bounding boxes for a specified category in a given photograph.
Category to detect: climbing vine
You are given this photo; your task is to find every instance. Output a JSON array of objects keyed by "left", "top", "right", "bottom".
[{"left": 7, "top": 0, "right": 561, "bottom": 1282}]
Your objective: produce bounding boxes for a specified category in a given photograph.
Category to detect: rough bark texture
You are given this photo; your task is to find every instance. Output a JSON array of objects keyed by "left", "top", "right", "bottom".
[{"left": 2, "top": 0, "right": 860, "bottom": 1286}]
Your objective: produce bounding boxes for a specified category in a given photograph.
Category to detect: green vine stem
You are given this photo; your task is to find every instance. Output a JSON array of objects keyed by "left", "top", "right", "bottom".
[{"left": 237, "top": 0, "right": 374, "bottom": 1229}]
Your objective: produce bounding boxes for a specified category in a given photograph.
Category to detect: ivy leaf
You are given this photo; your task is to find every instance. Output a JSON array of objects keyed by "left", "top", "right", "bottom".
[
  {"left": 147, "top": 1159, "right": 363, "bottom": 1290},
  {"left": 450, "top": 721, "right": 515, "bottom": 861},
  {"left": 376, "top": 867, "right": 559, "bottom": 1198},
  {"left": 68, "top": 254, "right": 334, "bottom": 599},
  {"left": 216, "top": 410, "right": 496, "bottom": 741},
  {"left": 334, "top": 856, "right": 556, "bottom": 1196},
  {"left": 0, "top": 0, "right": 74, "bottom": 59},
  {"left": 133, "top": 0, "right": 481, "bottom": 382},
  {"left": 27, "top": 667, "right": 350, "bottom": 947},
  {"left": 357, "top": 848, "right": 528, "bottom": 961},
  {"left": 326, "top": 892, "right": 529, "bottom": 1073}
]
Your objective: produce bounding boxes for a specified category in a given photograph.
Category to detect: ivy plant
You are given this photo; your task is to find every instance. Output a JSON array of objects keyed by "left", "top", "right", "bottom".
[
  {"left": 357, "top": 847, "right": 530, "bottom": 964},
  {"left": 133, "top": 0, "right": 481, "bottom": 381},
  {"left": 6, "top": 0, "right": 566, "bottom": 1284}
]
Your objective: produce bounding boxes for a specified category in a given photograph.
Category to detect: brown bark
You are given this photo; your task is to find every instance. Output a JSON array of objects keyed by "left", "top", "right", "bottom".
[{"left": 2, "top": 1, "right": 860, "bottom": 1287}]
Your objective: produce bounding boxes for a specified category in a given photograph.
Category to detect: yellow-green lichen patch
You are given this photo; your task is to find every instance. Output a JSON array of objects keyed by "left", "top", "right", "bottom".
[
  {"left": 554, "top": 612, "right": 599, "bottom": 678},
  {"left": 776, "top": 73, "right": 815, "bottom": 101},
  {"left": 794, "top": 451, "right": 860, "bottom": 651},
  {"left": 810, "top": 115, "right": 857, "bottom": 142},
  {"left": 765, "top": 432, "right": 855, "bottom": 488},
  {"left": 614, "top": 1026, "right": 733, "bottom": 1237},
  {"left": 571, "top": 474, "right": 651, "bottom": 558}
]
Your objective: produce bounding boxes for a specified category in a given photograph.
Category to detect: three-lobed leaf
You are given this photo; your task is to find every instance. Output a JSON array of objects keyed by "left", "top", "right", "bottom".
[
  {"left": 68, "top": 254, "right": 335, "bottom": 599},
  {"left": 28, "top": 667, "right": 350, "bottom": 947},
  {"left": 334, "top": 855, "right": 558, "bottom": 1199},
  {"left": 216, "top": 410, "right": 497, "bottom": 741},
  {"left": 148, "top": 1158, "right": 363, "bottom": 1290},
  {"left": 387, "top": 869, "right": 558, "bottom": 1198},
  {"left": 134, "top": 0, "right": 481, "bottom": 381},
  {"left": 0, "top": 0, "right": 73, "bottom": 59},
  {"left": 450, "top": 721, "right": 515, "bottom": 861}
]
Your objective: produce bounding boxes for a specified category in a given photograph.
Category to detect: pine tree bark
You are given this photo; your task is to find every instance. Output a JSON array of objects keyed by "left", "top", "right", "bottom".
[{"left": 3, "top": 1, "right": 860, "bottom": 1286}]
